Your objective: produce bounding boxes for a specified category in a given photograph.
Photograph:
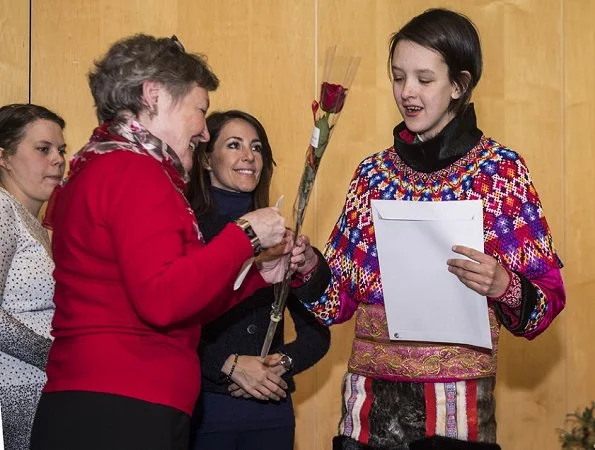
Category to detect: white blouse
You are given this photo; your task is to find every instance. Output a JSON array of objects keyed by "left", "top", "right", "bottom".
[{"left": 0, "top": 187, "right": 54, "bottom": 387}]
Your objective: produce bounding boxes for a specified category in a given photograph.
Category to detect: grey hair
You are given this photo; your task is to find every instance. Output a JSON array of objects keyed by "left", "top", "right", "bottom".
[{"left": 88, "top": 34, "right": 219, "bottom": 122}]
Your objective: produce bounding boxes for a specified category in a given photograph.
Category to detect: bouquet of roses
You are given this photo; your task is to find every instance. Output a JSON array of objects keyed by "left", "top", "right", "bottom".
[{"left": 260, "top": 47, "right": 360, "bottom": 357}]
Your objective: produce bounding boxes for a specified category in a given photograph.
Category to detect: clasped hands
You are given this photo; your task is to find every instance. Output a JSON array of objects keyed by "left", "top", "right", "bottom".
[{"left": 222, "top": 353, "right": 288, "bottom": 401}]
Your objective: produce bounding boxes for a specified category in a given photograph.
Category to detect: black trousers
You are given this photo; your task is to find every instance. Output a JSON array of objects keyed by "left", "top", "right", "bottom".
[
  {"left": 191, "top": 426, "right": 295, "bottom": 450},
  {"left": 30, "top": 391, "right": 190, "bottom": 450}
]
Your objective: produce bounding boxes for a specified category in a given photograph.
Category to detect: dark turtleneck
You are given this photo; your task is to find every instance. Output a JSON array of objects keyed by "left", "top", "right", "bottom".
[
  {"left": 192, "top": 184, "right": 331, "bottom": 436},
  {"left": 197, "top": 186, "right": 254, "bottom": 243},
  {"left": 393, "top": 104, "right": 483, "bottom": 173}
]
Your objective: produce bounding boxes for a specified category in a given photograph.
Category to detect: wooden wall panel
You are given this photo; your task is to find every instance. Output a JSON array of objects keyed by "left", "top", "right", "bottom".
[
  {"left": 486, "top": 2, "right": 565, "bottom": 449},
  {"left": 564, "top": 0, "right": 595, "bottom": 417},
  {"left": 30, "top": 0, "right": 315, "bottom": 223},
  {"left": 177, "top": 1, "right": 316, "bottom": 232},
  {"left": 0, "top": 0, "right": 29, "bottom": 104},
  {"left": 31, "top": 0, "right": 178, "bottom": 157}
]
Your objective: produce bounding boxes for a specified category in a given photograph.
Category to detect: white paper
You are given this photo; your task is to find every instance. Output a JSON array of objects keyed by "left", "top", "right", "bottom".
[
  {"left": 371, "top": 199, "right": 492, "bottom": 349},
  {"left": 310, "top": 127, "right": 320, "bottom": 148},
  {"left": 233, "top": 257, "right": 254, "bottom": 291}
]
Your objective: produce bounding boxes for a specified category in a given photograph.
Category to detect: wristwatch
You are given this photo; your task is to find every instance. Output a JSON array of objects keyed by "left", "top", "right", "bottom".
[
  {"left": 279, "top": 353, "right": 294, "bottom": 372},
  {"left": 234, "top": 218, "right": 262, "bottom": 256}
]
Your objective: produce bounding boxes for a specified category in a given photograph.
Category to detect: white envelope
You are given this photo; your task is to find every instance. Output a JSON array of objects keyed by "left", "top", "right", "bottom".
[{"left": 371, "top": 199, "right": 492, "bottom": 349}]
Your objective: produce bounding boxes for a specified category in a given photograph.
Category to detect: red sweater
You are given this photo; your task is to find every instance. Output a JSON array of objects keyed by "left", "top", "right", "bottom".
[{"left": 45, "top": 151, "right": 267, "bottom": 415}]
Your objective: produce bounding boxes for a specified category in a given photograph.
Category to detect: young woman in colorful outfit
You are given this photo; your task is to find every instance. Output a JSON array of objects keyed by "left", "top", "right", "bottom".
[{"left": 301, "top": 9, "right": 565, "bottom": 450}]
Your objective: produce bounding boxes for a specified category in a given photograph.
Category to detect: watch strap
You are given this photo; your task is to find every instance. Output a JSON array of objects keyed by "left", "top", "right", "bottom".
[{"left": 234, "top": 218, "right": 262, "bottom": 256}]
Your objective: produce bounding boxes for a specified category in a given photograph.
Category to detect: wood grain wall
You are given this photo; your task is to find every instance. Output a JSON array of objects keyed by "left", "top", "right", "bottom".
[
  {"left": 0, "top": 0, "right": 29, "bottom": 103},
  {"left": 1, "top": 1, "right": 593, "bottom": 448}
]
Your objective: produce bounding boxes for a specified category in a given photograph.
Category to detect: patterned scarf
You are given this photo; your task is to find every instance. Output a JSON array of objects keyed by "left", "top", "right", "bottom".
[{"left": 43, "top": 111, "right": 189, "bottom": 229}]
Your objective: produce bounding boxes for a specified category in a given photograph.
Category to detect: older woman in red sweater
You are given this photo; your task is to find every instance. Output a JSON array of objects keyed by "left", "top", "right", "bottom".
[{"left": 30, "top": 35, "right": 301, "bottom": 450}]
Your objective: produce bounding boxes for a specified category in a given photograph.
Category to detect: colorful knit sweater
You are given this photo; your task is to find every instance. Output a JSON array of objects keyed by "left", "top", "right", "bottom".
[{"left": 302, "top": 106, "right": 565, "bottom": 382}]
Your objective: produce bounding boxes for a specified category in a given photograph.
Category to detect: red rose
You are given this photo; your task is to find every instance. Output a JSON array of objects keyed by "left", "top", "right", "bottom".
[{"left": 319, "top": 82, "right": 347, "bottom": 113}]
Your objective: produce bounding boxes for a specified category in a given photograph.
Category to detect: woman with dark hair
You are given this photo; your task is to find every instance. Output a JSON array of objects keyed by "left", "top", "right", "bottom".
[
  {"left": 186, "top": 110, "right": 331, "bottom": 450},
  {"left": 29, "top": 35, "right": 301, "bottom": 450},
  {"left": 0, "top": 103, "right": 66, "bottom": 450},
  {"left": 300, "top": 9, "right": 565, "bottom": 450}
]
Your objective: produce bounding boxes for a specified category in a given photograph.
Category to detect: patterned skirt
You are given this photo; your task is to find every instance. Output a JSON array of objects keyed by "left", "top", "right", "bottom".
[{"left": 336, "top": 372, "right": 497, "bottom": 450}]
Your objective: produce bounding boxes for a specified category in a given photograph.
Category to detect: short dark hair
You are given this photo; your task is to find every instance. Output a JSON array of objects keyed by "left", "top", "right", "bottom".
[
  {"left": 388, "top": 8, "right": 482, "bottom": 115},
  {"left": 186, "top": 110, "right": 275, "bottom": 219},
  {"left": 0, "top": 103, "right": 65, "bottom": 157},
  {"left": 89, "top": 34, "right": 220, "bottom": 122}
]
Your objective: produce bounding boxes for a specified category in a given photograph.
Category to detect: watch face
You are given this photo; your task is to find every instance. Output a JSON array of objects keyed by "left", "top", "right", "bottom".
[{"left": 281, "top": 354, "right": 293, "bottom": 370}]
